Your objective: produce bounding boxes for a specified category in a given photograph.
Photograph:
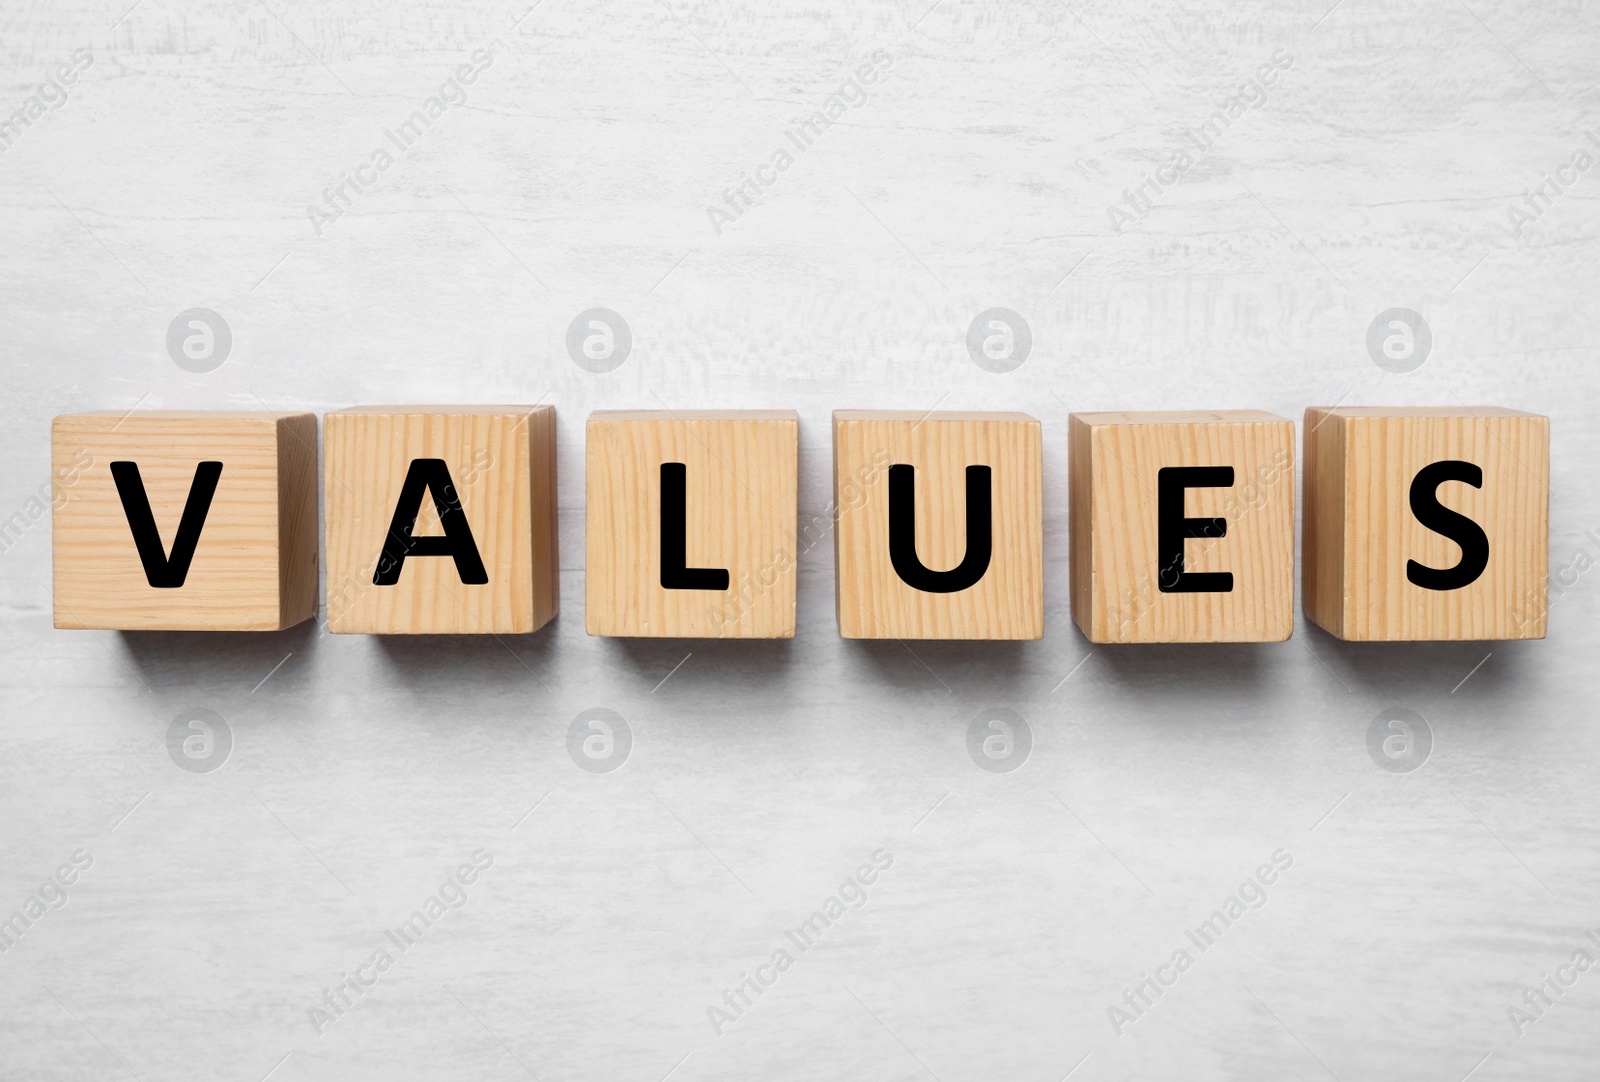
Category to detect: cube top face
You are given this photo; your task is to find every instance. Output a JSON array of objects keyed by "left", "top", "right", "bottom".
[
  {"left": 833, "top": 411, "right": 1043, "bottom": 640},
  {"left": 323, "top": 405, "right": 557, "bottom": 635},
  {"left": 51, "top": 411, "right": 317, "bottom": 631},
  {"left": 58, "top": 409, "right": 307, "bottom": 421},
  {"left": 1303, "top": 406, "right": 1549, "bottom": 641},
  {"left": 586, "top": 410, "right": 799, "bottom": 638},
  {"left": 833, "top": 409, "right": 1038, "bottom": 424},
  {"left": 332, "top": 404, "right": 543, "bottom": 416},
  {"left": 1070, "top": 410, "right": 1296, "bottom": 644},
  {"left": 1309, "top": 406, "right": 1536, "bottom": 420},
  {"left": 591, "top": 409, "right": 798, "bottom": 422},
  {"left": 1071, "top": 409, "right": 1288, "bottom": 426}
]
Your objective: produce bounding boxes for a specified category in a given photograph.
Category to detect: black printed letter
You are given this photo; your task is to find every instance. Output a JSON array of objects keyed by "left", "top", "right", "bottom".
[
  {"left": 659, "top": 462, "right": 729, "bottom": 590},
  {"left": 110, "top": 460, "right": 222, "bottom": 588},
  {"left": 1406, "top": 460, "right": 1489, "bottom": 590},
  {"left": 1157, "top": 466, "right": 1234, "bottom": 593},
  {"left": 888, "top": 464, "right": 992, "bottom": 593},
  {"left": 373, "top": 459, "right": 489, "bottom": 586}
]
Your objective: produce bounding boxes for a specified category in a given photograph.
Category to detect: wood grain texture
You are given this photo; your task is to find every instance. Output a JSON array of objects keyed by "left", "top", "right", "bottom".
[
  {"left": 586, "top": 409, "right": 798, "bottom": 638},
  {"left": 833, "top": 410, "right": 1042, "bottom": 640},
  {"left": 51, "top": 410, "right": 317, "bottom": 631},
  {"left": 1069, "top": 410, "right": 1295, "bottom": 643},
  {"left": 1303, "top": 406, "right": 1549, "bottom": 641},
  {"left": 324, "top": 405, "right": 557, "bottom": 635}
]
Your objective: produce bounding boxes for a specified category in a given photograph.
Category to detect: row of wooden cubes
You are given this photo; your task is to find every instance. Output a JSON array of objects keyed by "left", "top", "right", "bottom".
[{"left": 49, "top": 406, "right": 1549, "bottom": 642}]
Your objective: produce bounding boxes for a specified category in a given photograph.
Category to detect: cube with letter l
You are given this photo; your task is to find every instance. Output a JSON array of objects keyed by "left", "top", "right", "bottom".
[{"left": 586, "top": 409, "right": 798, "bottom": 638}]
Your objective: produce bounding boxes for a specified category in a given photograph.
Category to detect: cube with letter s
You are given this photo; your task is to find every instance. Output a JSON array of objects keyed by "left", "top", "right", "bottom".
[{"left": 1303, "top": 406, "right": 1548, "bottom": 640}]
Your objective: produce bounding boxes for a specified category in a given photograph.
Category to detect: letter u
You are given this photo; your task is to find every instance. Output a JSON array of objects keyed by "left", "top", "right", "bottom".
[{"left": 887, "top": 464, "right": 992, "bottom": 592}]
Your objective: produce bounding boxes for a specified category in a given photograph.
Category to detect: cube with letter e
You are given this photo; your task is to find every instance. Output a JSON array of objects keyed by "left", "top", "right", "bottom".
[
  {"left": 1069, "top": 410, "right": 1296, "bottom": 643},
  {"left": 1303, "top": 406, "right": 1548, "bottom": 640}
]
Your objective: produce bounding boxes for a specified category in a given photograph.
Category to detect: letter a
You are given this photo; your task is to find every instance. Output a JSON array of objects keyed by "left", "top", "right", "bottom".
[{"left": 373, "top": 459, "right": 488, "bottom": 586}]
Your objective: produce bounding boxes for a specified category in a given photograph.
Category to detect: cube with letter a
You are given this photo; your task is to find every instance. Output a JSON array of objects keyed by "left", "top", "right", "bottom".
[
  {"left": 1303, "top": 406, "right": 1549, "bottom": 640},
  {"left": 586, "top": 410, "right": 799, "bottom": 638},
  {"left": 51, "top": 410, "right": 318, "bottom": 631},
  {"left": 323, "top": 405, "right": 558, "bottom": 635},
  {"left": 833, "top": 410, "right": 1043, "bottom": 640},
  {"left": 1069, "top": 410, "right": 1296, "bottom": 643}
]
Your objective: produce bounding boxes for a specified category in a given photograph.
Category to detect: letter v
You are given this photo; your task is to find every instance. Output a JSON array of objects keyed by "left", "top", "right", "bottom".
[{"left": 110, "top": 461, "right": 223, "bottom": 588}]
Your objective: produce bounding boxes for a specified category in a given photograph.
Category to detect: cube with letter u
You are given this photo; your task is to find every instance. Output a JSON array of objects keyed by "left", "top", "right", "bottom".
[{"left": 832, "top": 410, "right": 1044, "bottom": 640}]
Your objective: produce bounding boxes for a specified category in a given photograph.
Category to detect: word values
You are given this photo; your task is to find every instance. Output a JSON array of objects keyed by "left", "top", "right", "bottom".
[{"left": 49, "top": 405, "right": 1549, "bottom": 644}]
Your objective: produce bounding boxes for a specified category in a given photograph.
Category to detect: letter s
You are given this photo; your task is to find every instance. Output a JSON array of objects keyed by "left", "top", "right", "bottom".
[{"left": 1406, "top": 461, "right": 1489, "bottom": 591}]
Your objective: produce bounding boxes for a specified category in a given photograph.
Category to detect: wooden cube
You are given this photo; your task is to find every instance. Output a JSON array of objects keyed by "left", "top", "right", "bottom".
[
  {"left": 1069, "top": 410, "right": 1295, "bottom": 643},
  {"left": 586, "top": 410, "right": 798, "bottom": 638},
  {"left": 51, "top": 410, "right": 318, "bottom": 631},
  {"left": 1304, "top": 406, "right": 1548, "bottom": 641},
  {"left": 833, "top": 410, "right": 1043, "bottom": 640},
  {"left": 324, "top": 406, "right": 557, "bottom": 635}
]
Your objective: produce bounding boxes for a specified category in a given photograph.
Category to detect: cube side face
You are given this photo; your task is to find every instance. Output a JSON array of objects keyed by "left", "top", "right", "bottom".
[
  {"left": 1340, "top": 412, "right": 1548, "bottom": 640},
  {"left": 1073, "top": 415, "right": 1296, "bottom": 643},
  {"left": 585, "top": 413, "right": 798, "bottom": 638},
  {"left": 831, "top": 414, "right": 847, "bottom": 634},
  {"left": 526, "top": 407, "right": 560, "bottom": 632},
  {"left": 51, "top": 413, "right": 297, "bottom": 631},
  {"left": 1068, "top": 415, "right": 1094, "bottom": 638},
  {"left": 1301, "top": 409, "right": 1348, "bottom": 638},
  {"left": 324, "top": 409, "right": 547, "bottom": 635},
  {"left": 833, "top": 414, "right": 1043, "bottom": 640},
  {"left": 276, "top": 414, "right": 321, "bottom": 629}
]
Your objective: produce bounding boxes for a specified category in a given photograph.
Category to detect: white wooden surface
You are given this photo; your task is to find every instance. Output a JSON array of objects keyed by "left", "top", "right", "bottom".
[{"left": 2, "top": 1, "right": 1598, "bottom": 1079}]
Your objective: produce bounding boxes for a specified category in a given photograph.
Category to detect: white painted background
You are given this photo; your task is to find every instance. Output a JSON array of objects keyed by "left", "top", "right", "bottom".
[{"left": 2, "top": 0, "right": 1598, "bottom": 1079}]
